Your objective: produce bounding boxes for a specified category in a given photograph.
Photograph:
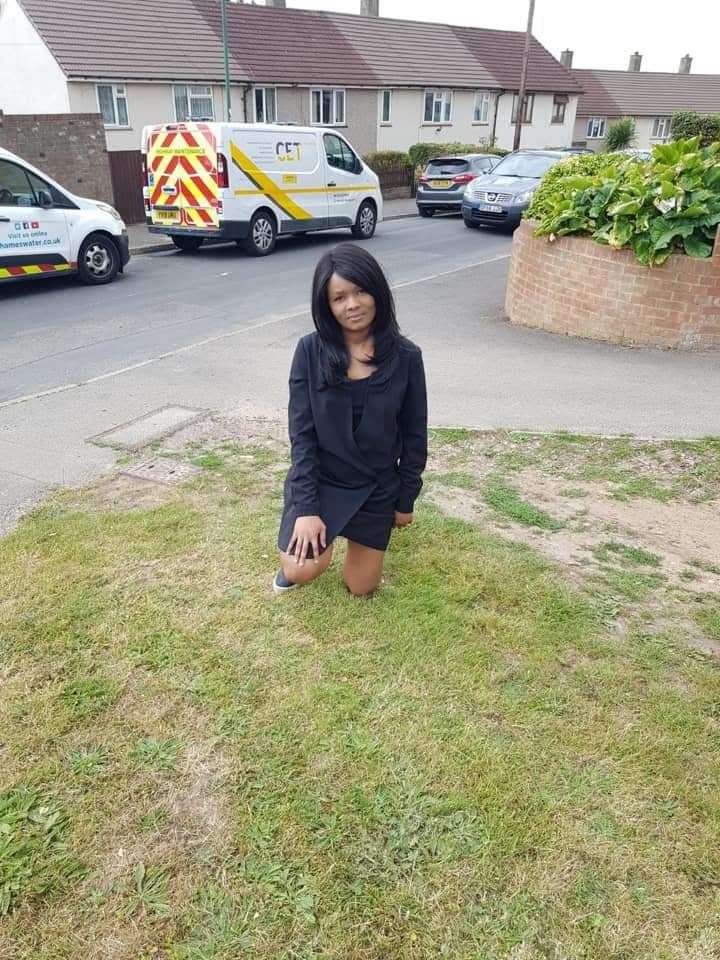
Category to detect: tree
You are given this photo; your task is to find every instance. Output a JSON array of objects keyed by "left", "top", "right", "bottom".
[{"left": 605, "top": 118, "right": 637, "bottom": 152}]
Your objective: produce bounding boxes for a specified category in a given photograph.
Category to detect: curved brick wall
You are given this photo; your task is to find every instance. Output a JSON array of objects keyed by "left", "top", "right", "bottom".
[{"left": 505, "top": 220, "right": 720, "bottom": 350}]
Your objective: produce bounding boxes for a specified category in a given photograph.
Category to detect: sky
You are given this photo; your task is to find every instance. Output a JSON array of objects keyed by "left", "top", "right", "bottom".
[{"left": 280, "top": 0, "right": 720, "bottom": 74}]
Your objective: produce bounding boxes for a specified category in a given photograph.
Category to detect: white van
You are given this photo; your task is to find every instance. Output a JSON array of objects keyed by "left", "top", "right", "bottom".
[
  {"left": 0, "top": 147, "right": 129, "bottom": 286},
  {"left": 141, "top": 122, "right": 382, "bottom": 256}
]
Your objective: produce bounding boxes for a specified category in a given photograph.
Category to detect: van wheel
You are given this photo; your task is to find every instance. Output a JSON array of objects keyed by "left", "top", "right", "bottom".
[
  {"left": 171, "top": 235, "right": 204, "bottom": 252},
  {"left": 351, "top": 200, "right": 377, "bottom": 239},
  {"left": 77, "top": 233, "right": 120, "bottom": 285},
  {"left": 244, "top": 210, "right": 277, "bottom": 256}
]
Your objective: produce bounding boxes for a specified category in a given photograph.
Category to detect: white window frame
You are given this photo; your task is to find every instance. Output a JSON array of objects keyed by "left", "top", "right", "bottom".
[
  {"left": 172, "top": 84, "right": 215, "bottom": 123},
  {"left": 586, "top": 116, "right": 606, "bottom": 139},
  {"left": 651, "top": 116, "right": 671, "bottom": 141},
  {"left": 511, "top": 93, "right": 535, "bottom": 124},
  {"left": 380, "top": 89, "right": 392, "bottom": 125},
  {"left": 473, "top": 91, "right": 491, "bottom": 125},
  {"left": 253, "top": 87, "right": 277, "bottom": 123},
  {"left": 423, "top": 89, "right": 453, "bottom": 125},
  {"left": 310, "top": 88, "right": 346, "bottom": 126},
  {"left": 96, "top": 83, "right": 129, "bottom": 128}
]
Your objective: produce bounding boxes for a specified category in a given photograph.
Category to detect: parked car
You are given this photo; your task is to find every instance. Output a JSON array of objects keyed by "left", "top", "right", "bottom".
[
  {"left": 461, "top": 150, "right": 570, "bottom": 230},
  {"left": 0, "top": 147, "right": 129, "bottom": 286},
  {"left": 416, "top": 154, "right": 499, "bottom": 217},
  {"left": 617, "top": 148, "right": 652, "bottom": 161},
  {"left": 142, "top": 122, "right": 381, "bottom": 256}
]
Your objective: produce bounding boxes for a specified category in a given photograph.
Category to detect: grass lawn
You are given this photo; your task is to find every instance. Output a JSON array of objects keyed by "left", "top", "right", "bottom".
[{"left": 1, "top": 432, "right": 719, "bottom": 959}]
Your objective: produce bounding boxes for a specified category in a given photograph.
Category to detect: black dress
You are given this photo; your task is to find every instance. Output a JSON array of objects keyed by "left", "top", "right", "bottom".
[{"left": 278, "top": 332, "right": 428, "bottom": 555}]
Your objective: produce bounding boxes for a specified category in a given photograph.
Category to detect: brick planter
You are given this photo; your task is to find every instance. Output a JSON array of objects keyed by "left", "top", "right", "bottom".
[{"left": 505, "top": 220, "right": 720, "bottom": 350}]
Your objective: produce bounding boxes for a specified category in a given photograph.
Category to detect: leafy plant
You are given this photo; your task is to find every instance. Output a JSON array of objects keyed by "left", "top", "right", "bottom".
[
  {"left": 0, "top": 788, "right": 85, "bottom": 915},
  {"left": 671, "top": 111, "right": 720, "bottom": 147},
  {"left": 131, "top": 737, "right": 182, "bottom": 771},
  {"left": 122, "top": 862, "right": 171, "bottom": 918},
  {"left": 604, "top": 117, "right": 636, "bottom": 151},
  {"left": 532, "top": 137, "right": 720, "bottom": 265},
  {"left": 362, "top": 150, "right": 411, "bottom": 172},
  {"left": 407, "top": 141, "right": 506, "bottom": 171},
  {"left": 526, "top": 152, "right": 623, "bottom": 221}
]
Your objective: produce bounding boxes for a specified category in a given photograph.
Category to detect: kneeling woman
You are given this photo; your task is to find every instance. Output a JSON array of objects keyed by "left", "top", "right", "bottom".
[{"left": 275, "top": 242, "right": 427, "bottom": 596}]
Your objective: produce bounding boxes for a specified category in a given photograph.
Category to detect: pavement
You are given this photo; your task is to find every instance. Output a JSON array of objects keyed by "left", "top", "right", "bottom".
[
  {"left": 127, "top": 196, "right": 420, "bottom": 254},
  {"left": 1, "top": 214, "right": 720, "bottom": 535}
]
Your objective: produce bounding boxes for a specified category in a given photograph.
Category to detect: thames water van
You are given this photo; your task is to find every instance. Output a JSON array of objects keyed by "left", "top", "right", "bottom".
[
  {"left": 0, "top": 147, "right": 129, "bottom": 286},
  {"left": 141, "top": 122, "right": 382, "bottom": 256}
]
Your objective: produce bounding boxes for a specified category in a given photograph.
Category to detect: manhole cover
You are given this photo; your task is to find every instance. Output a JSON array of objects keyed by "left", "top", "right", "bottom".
[{"left": 120, "top": 459, "right": 202, "bottom": 486}]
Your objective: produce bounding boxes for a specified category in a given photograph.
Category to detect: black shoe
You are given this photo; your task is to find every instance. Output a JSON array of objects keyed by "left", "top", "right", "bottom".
[{"left": 273, "top": 569, "right": 300, "bottom": 595}]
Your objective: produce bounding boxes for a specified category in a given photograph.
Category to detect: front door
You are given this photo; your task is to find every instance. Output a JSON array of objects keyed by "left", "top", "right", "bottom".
[
  {"left": 323, "top": 133, "right": 364, "bottom": 227},
  {"left": 0, "top": 158, "right": 71, "bottom": 281}
]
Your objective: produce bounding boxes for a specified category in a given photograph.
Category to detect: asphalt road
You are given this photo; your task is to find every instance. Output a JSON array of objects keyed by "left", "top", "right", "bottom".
[{"left": 1, "top": 215, "right": 719, "bottom": 533}]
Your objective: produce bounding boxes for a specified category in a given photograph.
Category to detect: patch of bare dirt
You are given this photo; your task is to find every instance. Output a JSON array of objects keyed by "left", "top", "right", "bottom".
[{"left": 89, "top": 474, "right": 177, "bottom": 512}]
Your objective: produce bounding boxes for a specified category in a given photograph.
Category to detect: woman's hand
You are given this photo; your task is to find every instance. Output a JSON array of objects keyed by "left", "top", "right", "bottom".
[
  {"left": 288, "top": 515, "right": 327, "bottom": 566},
  {"left": 394, "top": 511, "right": 414, "bottom": 529}
]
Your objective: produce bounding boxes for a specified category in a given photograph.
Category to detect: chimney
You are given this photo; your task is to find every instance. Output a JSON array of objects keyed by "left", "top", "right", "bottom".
[
  {"left": 560, "top": 49, "right": 573, "bottom": 69},
  {"left": 360, "top": 0, "right": 379, "bottom": 15},
  {"left": 679, "top": 54, "right": 692, "bottom": 74},
  {"left": 628, "top": 51, "right": 642, "bottom": 72},
  {"left": 265, "top": 0, "right": 286, "bottom": 6}
]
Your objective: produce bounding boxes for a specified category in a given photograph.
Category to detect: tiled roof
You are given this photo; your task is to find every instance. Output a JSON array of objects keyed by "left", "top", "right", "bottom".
[
  {"left": 574, "top": 68, "right": 720, "bottom": 117},
  {"left": 19, "top": 0, "right": 581, "bottom": 93}
]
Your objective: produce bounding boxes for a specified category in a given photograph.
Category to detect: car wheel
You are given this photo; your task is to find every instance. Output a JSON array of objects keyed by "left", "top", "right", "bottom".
[
  {"left": 171, "top": 235, "right": 204, "bottom": 252},
  {"left": 418, "top": 207, "right": 434, "bottom": 218},
  {"left": 351, "top": 200, "right": 377, "bottom": 239},
  {"left": 244, "top": 210, "right": 277, "bottom": 256},
  {"left": 77, "top": 233, "right": 120, "bottom": 285},
  {"left": 464, "top": 218, "right": 479, "bottom": 229}
]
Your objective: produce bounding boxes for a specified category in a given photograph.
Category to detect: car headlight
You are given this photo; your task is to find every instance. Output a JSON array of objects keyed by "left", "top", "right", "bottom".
[
  {"left": 95, "top": 200, "right": 124, "bottom": 223},
  {"left": 513, "top": 190, "right": 535, "bottom": 205}
]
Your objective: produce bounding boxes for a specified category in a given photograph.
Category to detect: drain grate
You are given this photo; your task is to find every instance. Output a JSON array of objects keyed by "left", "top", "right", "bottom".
[{"left": 120, "top": 459, "right": 202, "bottom": 486}]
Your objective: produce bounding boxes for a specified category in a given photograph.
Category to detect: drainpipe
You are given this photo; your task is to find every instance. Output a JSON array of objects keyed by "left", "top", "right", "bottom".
[
  {"left": 492, "top": 91, "right": 504, "bottom": 148},
  {"left": 242, "top": 83, "right": 252, "bottom": 122}
]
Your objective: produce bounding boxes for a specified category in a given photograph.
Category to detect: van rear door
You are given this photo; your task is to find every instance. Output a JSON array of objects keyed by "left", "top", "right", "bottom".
[{"left": 146, "top": 123, "right": 220, "bottom": 231}]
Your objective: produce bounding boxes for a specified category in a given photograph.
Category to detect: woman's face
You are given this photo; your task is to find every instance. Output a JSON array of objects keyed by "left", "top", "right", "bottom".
[{"left": 327, "top": 272, "right": 376, "bottom": 336}]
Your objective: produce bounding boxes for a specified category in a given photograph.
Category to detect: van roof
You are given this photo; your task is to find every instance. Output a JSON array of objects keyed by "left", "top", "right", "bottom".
[{"left": 143, "top": 122, "right": 343, "bottom": 137}]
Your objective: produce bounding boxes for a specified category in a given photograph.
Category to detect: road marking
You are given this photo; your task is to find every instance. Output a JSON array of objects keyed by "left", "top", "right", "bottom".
[{"left": 0, "top": 254, "right": 510, "bottom": 410}]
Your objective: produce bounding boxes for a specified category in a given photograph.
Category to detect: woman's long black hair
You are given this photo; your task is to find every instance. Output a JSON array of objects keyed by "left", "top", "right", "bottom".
[{"left": 311, "top": 243, "right": 401, "bottom": 386}]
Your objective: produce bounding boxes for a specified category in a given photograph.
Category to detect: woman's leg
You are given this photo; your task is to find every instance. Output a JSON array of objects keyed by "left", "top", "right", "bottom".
[
  {"left": 343, "top": 540, "right": 385, "bottom": 597},
  {"left": 280, "top": 544, "right": 334, "bottom": 585}
]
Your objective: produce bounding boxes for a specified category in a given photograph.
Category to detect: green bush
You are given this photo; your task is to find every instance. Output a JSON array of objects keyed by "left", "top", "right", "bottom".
[
  {"left": 526, "top": 153, "right": 624, "bottom": 222},
  {"left": 407, "top": 141, "right": 507, "bottom": 170},
  {"left": 532, "top": 137, "right": 720, "bottom": 265},
  {"left": 671, "top": 111, "right": 720, "bottom": 146},
  {"left": 604, "top": 117, "right": 636, "bottom": 151},
  {"left": 362, "top": 150, "right": 411, "bottom": 172}
]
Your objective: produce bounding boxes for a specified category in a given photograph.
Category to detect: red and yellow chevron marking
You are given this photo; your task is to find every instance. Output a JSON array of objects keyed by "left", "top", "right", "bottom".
[
  {"left": 147, "top": 124, "right": 219, "bottom": 229},
  {"left": 0, "top": 262, "right": 74, "bottom": 280}
]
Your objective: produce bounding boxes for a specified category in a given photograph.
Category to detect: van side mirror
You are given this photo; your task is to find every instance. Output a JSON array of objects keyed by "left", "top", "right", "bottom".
[{"left": 37, "top": 189, "right": 54, "bottom": 209}]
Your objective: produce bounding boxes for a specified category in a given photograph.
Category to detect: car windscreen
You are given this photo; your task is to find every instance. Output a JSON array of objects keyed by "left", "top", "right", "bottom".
[
  {"left": 425, "top": 159, "right": 469, "bottom": 176},
  {"left": 489, "top": 154, "right": 560, "bottom": 179}
]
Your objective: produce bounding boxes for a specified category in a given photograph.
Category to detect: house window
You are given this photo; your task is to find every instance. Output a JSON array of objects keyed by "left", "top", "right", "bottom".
[
  {"left": 311, "top": 88, "right": 345, "bottom": 125},
  {"left": 380, "top": 89, "right": 392, "bottom": 124},
  {"left": 552, "top": 94, "right": 568, "bottom": 124},
  {"left": 254, "top": 87, "right": 277, "bottom": 123},
  {"left": 511, "top": 93, "right": 535, "bottom": 124},
  {"left": 651, "top": 116, "right": 671, "bottom": 140},
  {"left": 173, "top": 85, "right": 214, "bottom": 122},
  {"left": 586, "top": 116, "right": 606, "bottom": 139},
  {"left": 96, "top": 84, "right": 129, "bottom": 127},
  {"left": 423, "top": 89, "right": 452, "bottom": 124},
  {"left": 473, "top": 91, "right": 491, "bottom": 124}
]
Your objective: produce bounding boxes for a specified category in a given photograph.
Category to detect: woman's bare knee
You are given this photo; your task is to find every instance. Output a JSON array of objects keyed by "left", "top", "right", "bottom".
[
  {"left": 343, "top": 541, "right": 384, "bottom": 596},
  {"left": 280, "top": 547, "right": 333, "bottom": 584},
  {"left": 343, "top": 574, "right": 381, "bottom": 597}
]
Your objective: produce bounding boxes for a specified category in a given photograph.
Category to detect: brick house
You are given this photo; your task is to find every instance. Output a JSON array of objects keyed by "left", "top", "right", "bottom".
[
  {"left": 1, "top": 0, "right": 581, "bottom": 221},
  {"left": 566, "top": 51, "right": 720, "bottom": 152}
]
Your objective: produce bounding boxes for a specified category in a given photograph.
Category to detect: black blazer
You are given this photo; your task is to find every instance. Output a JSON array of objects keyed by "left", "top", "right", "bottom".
[{"left": 283, "top": 332, "right": 428, "bottom": 542}]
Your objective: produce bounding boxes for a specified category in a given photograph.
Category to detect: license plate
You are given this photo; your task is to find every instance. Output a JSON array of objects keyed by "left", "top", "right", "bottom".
[
  {"left": 479, "top": 204, "right": 503, "bottom": 213},
  {"left": 430, "top": 179, "right": 451, "bottom": 188},
  {"left": 154, "top": 210, "right": 180, "bottom": 222}
]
